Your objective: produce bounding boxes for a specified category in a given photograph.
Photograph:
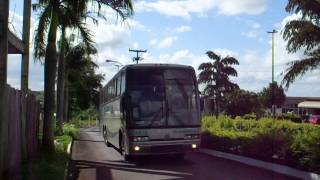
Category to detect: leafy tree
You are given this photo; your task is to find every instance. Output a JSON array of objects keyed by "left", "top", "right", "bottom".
[
  {"left": 282, "top": 0, "right": 320, "bottom": 88},
  {"left": 65, "top": 43, "right": 104, "bottom": 118},
  {"left": 33, "top": 0, "right": 133, "bottom": 151},
  {"left": 222, "top": 89, "right": 262, "bottom": 117},
  {"left": 259, "top": 82, "right": 286, "bottom": 109},
  {"left": 198, "top": 51, "right": 239, "bottom": 116}
]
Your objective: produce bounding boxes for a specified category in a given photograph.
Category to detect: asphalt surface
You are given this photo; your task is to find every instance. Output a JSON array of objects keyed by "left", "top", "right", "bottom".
[{"left": 67, "top": 127, "right": 299, "bottom": 180}]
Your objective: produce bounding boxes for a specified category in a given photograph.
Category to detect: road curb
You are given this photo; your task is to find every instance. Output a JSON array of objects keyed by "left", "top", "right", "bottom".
[
  {"left": 200, "top": 149, "right": 320, "bottom": 180},
  {"left": 64, "top": 138, "right": 74, "bottom": 180}
]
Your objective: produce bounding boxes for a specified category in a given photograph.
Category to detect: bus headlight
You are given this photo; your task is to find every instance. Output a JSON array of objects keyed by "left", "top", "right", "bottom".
[
  {"left": 184, "top": 134, "right": 200, "bottom": 140},
  {"left": 134, "top": 146, "right": 140, "bottom": 151},
  {"left": 131, "top": 136, "right": 149, "bottom": 142}
]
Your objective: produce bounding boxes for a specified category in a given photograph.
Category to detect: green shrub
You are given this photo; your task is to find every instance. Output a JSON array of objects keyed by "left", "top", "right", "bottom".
[
  {"left": 201, "top": 115, "right": 320, "bottom": 173},
  {"left": 23, "top": 123, "right": 79, "bottom": 180}
]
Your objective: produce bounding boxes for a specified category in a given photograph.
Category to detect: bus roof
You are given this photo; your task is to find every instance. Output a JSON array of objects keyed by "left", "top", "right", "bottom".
[{"left": 123, "top": 63, "right": 194, "bottom": 70}]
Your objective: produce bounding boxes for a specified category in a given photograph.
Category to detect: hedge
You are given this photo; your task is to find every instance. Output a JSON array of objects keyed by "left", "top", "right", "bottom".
[{"left": 201, "top": 116, "right": 320, "bottom": 174}]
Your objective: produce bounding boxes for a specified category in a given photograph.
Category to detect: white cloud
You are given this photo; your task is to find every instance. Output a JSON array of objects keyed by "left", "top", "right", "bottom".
[
  {"left": 173, "top": 25, "right": 192, "bottom": 33},
  {"left": 150, "top": 36, "right": 178, "bottom": 48},
  {"left": 135, "top": 0, "right": 267, "bottom": 20},
  {"left": 245, "top": 21, "right": 262, "bottom": 38},
  {"left": 149, "top": 39, "right": 158, "bottom": 46}
]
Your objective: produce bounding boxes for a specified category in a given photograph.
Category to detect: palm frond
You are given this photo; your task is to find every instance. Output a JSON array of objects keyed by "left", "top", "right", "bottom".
[
  {"left": 221, "top": 56, "right": 239, "bottom": 65},
  {"left": 206, "top": 51, "right": 220, "bottom": 61},
  {"left": 283, "top": 20, "right": 320, "bottom": 53},
  {"left": 286, "top": 0, "right": 320, "bottom": 20},
  {"left": 61, "top": 5, "right": 96, "bottom": 53},
  {"left": 282, "top": 56, "right": 320, "bottom": 89},
  {"left": 93, "top": 0, "right": 134, "bottom": 21},
  {"left": 222, "top": 66, "right": 238, "bottom": 77},
  {"left": 34, "top": 5, "right": 52, "bottom": 60},
  {"left": 198, "top": 71, "right": 213, "bottom": 84},
  {"left": 198, "top": 62, "right": 213, "bottom": 70}
]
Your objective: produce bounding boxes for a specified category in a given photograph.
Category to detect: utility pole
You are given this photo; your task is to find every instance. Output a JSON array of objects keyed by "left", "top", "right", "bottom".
[
  {"left": 0, "top": 0, "right": 9, "bottom": 85},
  {"left": 129, "top": 49, "right": 147, "bottom": 64},
  {"left": 0, "top": 0, "right": 9, "bottom": 177},
  {"left": 267, "top": 29, "right": 277, "bottom": 118}
]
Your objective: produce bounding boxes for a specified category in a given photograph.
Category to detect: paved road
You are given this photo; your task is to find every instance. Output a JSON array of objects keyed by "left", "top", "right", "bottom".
[{"left": 67, "top": 127, "right": 298, "bottom": 180}]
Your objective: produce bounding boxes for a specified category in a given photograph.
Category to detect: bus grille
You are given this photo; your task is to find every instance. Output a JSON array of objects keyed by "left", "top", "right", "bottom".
[{"left": 150, "top": 145, "right": 183, "bottom": 153}]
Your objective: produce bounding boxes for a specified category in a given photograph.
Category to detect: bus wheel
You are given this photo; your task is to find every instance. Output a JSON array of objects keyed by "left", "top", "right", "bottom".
[
  {"left": 124, "top": 154, "right": 133, "bottom": 161},
  {"left": 120, "top": 135, "right": 131, "bottom": 161},
  {"left": 104, "top": 128, "right": 111, "bottom": 147}
]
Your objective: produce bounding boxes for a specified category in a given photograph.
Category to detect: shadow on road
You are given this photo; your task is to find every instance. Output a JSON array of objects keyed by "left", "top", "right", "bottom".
[{"left": 66, "top": 155, "right": 194, "bottom": 180}]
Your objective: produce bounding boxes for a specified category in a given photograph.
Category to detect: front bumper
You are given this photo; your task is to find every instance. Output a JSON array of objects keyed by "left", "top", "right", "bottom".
[{"left": 128, "top": 139, "right": 200, "bottom": 155}]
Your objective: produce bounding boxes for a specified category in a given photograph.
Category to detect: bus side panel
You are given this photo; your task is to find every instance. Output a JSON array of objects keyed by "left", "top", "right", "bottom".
[{"left": 106, "top": 99, "right": 121, "bottom": 149}]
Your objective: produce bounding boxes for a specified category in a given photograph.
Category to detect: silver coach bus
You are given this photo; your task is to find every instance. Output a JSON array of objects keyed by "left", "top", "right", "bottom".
[{"left": 99, "top": 64, "right": 201, "bottom": 160}]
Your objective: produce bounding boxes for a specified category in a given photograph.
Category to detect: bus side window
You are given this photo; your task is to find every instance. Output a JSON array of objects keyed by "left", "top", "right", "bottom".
[
  {"left": 113, "top": 79, "right": 116, "bottom": 97},
  {"left": 117, "top": 75, "right": 121, "bottom": 96},
  {"left": 121, "top": 72, "right": 125, "bottom": 94},
  {"left": 105, "top": 87, "right": 108, "bottom": 103}
]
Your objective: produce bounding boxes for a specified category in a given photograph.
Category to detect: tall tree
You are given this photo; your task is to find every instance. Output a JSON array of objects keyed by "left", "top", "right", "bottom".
[
  {"left": 66, "top": 44, "right": 104, "bottom": 116},
  {"left": 282, "top": 0, "right": 320, "bottom": 88},
  {"left": 198, "top": 51, "right": 239, "bottom": 116},
  {"left": 223, "top": 89, "right": 262, "bottom": 117},
  {"left": 33, "top": 0, "right": 133, "bottom": 151},
  {"left": 259, "top": 82, "right": 286, "bottom": 109},
  {"left": 56, "top": 25, "right": 67, "bottom": 134}
]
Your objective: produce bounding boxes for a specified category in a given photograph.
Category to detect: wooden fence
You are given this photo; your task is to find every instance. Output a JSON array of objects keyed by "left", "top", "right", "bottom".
[{"left": 0, "top": 84, "right": 41, "bottom": 179}]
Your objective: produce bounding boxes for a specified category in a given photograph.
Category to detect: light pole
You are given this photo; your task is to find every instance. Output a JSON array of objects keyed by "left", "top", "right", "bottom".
[
  {"left": 267, "top": 29, "right": 277, "bottom": 118},
  {"left": 105, "top": 59, "right": 124, "bottom": 71}
]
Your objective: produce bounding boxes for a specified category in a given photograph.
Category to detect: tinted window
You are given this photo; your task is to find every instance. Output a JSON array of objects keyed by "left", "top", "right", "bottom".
[
  {"left": 121, "top": 72, "right": 126, "bottom": 94},
  {"left": 127, "top": 69, "right": 166, "bottom": 127},
  {"left": 117, "top": 76, "right": 121, "bottom": 96},
  {"left": 164, "top": 69, "right": 199, "bottom": 126}
]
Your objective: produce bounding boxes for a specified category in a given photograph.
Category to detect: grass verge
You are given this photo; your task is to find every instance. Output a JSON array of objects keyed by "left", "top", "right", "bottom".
[{"left": 22, "top": 123, "right": 79, "bottom": 180}]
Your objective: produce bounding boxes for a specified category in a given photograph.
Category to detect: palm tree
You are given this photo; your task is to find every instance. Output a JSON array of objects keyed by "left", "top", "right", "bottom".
[
  {"left": 282, "top": 0, "right": 320, "bottom": 88},
  {"left": 198, "top": 51, "right": 239, "bottom": 116},
  {"left": 33, "top": 0, "right": 133, "bottom": 151}
]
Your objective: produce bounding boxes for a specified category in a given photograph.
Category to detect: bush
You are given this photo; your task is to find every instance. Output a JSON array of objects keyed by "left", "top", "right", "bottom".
[
  {"left": 23, "top": 123, "right": 79, "bottom": 180},
  {"left": 201, "top": 115, "right": 320, "bottom": 173}
]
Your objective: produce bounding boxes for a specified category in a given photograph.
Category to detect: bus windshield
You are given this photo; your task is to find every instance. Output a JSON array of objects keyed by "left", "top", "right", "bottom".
[{"left": 127, "top": 68, "right": 199, "bottom": 128}]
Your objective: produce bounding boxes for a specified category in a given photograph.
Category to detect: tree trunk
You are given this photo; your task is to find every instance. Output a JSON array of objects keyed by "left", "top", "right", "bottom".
[
  {"left": 63, "top": 76, "right": 69, "bottom": 122},
  {"left": 56, "top": 25, "right": 66, "bottom": 134},
  {"left": 21, "top": 0, "right": 32, "bottom": 159},
  {"left": 42, "top": 10, "right": 58, "bottom": 152}
]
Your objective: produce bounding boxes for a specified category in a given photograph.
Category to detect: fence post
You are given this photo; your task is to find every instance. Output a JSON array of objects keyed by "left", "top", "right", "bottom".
[{"left": 0, "top": 85, "right": 9, "bottom": 178}]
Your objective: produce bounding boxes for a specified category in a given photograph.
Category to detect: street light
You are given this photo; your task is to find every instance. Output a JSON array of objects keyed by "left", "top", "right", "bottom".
[
  {"left": 267, "top": 29, "right": 278, "bottom": 118},
  {"left": 105, "top": 59, "right": 124, "bottom": 71}
]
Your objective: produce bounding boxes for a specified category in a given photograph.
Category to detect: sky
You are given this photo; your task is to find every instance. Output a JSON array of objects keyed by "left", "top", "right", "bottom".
[{"left": 7, "top": 0, "right": 320, "bottom": 97}]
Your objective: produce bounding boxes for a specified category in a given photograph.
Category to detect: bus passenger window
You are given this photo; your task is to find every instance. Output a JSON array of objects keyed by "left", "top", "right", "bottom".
[
  {"left": 117, "top": 76, "right": 121, "bottom": 96},
  {"left": 121, "top": 72, "right": 125, "bottom": 94}
]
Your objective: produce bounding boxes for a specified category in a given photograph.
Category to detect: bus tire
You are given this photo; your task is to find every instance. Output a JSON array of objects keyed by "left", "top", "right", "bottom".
[
  {"left": 104, "top": 127, "right": 111, "bottom": 147},
  {"left": 106, "top": 133, "right": 111, "bottom": 147},
  {"left": 124, "top": 154, "right": 133, "bottom": 161},
  {"left": 120, "top": 133, "right": 128, "bottom": 158}
]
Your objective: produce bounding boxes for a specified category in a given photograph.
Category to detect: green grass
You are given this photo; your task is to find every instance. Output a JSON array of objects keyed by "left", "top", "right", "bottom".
[
  {"left": 201, "top": 115, "right": 320, "bottom": 173},
  {"left": 23, "top": 123, "right": 79, "bottom": 180}
]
